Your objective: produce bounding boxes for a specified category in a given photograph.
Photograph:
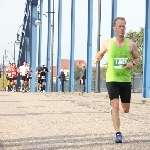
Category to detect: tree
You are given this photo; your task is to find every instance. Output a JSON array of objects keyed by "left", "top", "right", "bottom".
[
  {"left": 92, "top": 67, "right": 106, "bottom": 78},
  {"left": 74, "top": 66, "right": 82, "bottom": 81},
  {"left": 126, "top": 27, "right": 144, "bottom": 73}
]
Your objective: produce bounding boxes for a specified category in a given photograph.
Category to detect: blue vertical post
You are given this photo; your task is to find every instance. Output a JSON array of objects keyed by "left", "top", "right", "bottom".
[
  {"left": 86, "top": 0, "right": 93, "bottom": 93},
  {"left": 46, "top": 0, "right": 52, "bottom": 92},
  {"left": 29, "top": 2, "right": 37, "bottom": 92},
  {"left": 25, "top": 37, "right": 28, "bottom": 62},
  {"left": 111, "top": 0, "right": 117, "bottom": 37},
  {"left": 95, "top": 0, "right": 101, "bottom": 93},
  {"left": 142, "top": 0, "right": 150, "bottom": 98},
  {"left": 38, "top": 0, "right": 43, "bottom": 68},
  {"left": 69, "top": 0, "right": 75, "bottom": 92},
  {"left": 56, "top": 0, "right": 62, "bottom": 92},
  {"left": 26, "top": 37, "right": 30, "bottom": 63}
]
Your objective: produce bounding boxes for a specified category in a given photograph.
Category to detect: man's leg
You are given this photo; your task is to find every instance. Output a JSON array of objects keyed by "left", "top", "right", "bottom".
[
  {"left": 119, "top": 82, "right": 131, "bottom": 113},
  {"left": 22, "top": 77, "right": 25, "bottom": 92},
  {"left": 13, "top": 79, "right": 17, "bottom": 92},
  {"left": 119, "top": 102, "right": 130, "bottom": 113},
  {"left": 7, "top": 79, "right": 10, "bottom": 91},
  {"left": 40, "top": 80, "right": 43, "bottom": 92},
  {"left": 82, "top": 79, "right": 85, "bottom": 92},
  {"left": 106, "top": 82, "right": 122, "bottom": 143},
  {"left": 42, "top": 81, "right": 46, "bottom": 93},
  {"left": 111, "top": 99, "right": 120, "bottom": 133},
  {"left": 61, "top": 81, "right": 64, "bottom": 92}
]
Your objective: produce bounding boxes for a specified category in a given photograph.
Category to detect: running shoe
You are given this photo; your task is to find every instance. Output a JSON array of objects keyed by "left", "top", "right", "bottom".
[{"left": 115, "top": 133, "right": 122, "bottom": 143}]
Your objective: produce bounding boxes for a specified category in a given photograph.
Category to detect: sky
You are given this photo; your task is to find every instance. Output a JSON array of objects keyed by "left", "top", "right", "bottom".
[{"left": 0, "top": 0, "right": 146, "bottom": 67}]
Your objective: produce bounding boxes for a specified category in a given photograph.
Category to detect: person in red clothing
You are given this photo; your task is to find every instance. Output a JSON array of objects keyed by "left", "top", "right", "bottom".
[{"left": 12, "top": 63, "right": 19, "bottom": 92}]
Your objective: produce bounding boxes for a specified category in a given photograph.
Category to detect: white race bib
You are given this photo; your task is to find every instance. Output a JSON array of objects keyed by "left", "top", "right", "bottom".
[
  {"left": 41, "top": 76, "right": 45, "bottom": 79},
  {"left": 7, "top": 73, "right": 11, "bottom": 77},
  {"left": 114, "top": 58, "right": 128, "bottom": 69}
]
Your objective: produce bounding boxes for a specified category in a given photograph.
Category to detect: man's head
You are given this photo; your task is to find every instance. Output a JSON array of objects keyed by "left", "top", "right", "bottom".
[
  {"left": 41, "top": 63, "right": 45, "bottom": 68},
  {"left": 81, "top": 64, "right": 85, "bottom": 69},
  {"left": 8, "top": 63, "right": 11, "bottom": 68},
  {"left": 113, "top": 17, "right": 126, "bottom": 38},
  {"left": 12, "top": 63, "right": 16, "bottom": 67},
  {"left": 23, "top": 62, "right": 27, "bottom": 66}
]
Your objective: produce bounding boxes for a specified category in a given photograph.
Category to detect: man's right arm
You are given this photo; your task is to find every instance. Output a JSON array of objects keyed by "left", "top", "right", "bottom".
[{"left": 94, "top": 40, "right": 108, "bottom": 64}]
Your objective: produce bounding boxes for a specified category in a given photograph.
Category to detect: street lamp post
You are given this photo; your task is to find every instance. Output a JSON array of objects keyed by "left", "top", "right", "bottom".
[
  {"left": 2, "top": 55, "right": 4, "bottom": 88},
  {"left": 15, "top": 24, "right": 23, "bottom": 45},
  {"left": 14, "top": 42, "right": 15, "bottom": 63},
  {"left": 2, "top": 55, "right": 7, "bottom": 88},
  {"left": 35, "top": 0, "right": 55, "bottom": 92},
  {"left": 5, "top": 42, "right": 17, "bottom": 64},
  {"left": 15, "top": 33, "right": 21, "bottom": 45},
  {"left": 51, "top": 0, "right": 55, "bottom": 92},
  {"left": 95, "top": 0, "right": 101, "bottom": 93}
]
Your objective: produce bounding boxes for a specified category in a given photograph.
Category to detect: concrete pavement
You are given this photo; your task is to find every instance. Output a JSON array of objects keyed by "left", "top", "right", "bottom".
[{"left": 0, "top": 92, "right": 150, "bottom": 150}]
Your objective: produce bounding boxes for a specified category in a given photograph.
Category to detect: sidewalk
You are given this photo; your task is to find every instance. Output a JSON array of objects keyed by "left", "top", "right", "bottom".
[{"left": 0, "top": 92, "right": 149, "bottom": 150}]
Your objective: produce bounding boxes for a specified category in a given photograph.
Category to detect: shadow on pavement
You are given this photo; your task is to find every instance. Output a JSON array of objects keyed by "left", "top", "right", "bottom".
[{"left": 1, "top": 133, "right": 150, "bottom": 150}]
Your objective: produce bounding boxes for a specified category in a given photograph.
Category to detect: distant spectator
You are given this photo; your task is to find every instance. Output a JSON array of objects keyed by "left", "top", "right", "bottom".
[
  {"left": 57, "top": 70, "right": 66, "bottom": 92},
  {"left": 80, "top": 64, "right": 86, "bottom": 93}
]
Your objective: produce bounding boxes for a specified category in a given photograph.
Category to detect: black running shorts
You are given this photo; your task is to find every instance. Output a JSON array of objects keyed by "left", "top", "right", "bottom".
[
  {"left": 21, "top": 76, "right": 26, "bottom": 81},
  {"left": 106, "top": 82, "right": 131, "bottom": 103},
  {"left": 8, "top": 78, "right": 13, "bottom": 82}
]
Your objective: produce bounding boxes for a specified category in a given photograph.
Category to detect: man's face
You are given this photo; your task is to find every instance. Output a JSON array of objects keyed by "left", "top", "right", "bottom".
[
  {"left": 8, "top": 64, "right": 11, "bottom": 68},
  {"left": 82, "top": 66, "right": 85, "bottom": 70},
  {"left": 113, "top": 19, "right": 126, "bottom": 38},
  {"left": 23, "top": 62, "right": 26, "bottom": 66}
]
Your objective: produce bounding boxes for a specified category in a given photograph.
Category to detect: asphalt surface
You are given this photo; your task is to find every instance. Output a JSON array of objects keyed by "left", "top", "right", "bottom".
[{"left": 0, "top": 92, "right": 149, "bottom": 150}]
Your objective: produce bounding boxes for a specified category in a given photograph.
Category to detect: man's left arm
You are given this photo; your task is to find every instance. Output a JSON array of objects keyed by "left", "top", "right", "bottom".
[
  {"left": 131, "top": 41, "right": 139, "bottom": 65},
  {"left": 126, "top": 41, "right": 139, "bottom": 68},
  {"left": 45, "top": 68, "right": 48, "bottom": 73}
]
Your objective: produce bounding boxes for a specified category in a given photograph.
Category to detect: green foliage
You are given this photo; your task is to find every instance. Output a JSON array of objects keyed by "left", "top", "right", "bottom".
[
  {"left": 92, "top": 67, "right": 96, "bottom": 78},
  {"left": 126, "top": 27, "right": 144, "bottom": 73},
  {"left": 92, "top": 67, "right": 106, "bottom": 78},
  {"left": 74, "top": 66, "right": 82, "bottom": 81},
  {"left": 100, "top": 67, "right": 107, "bottom": 77}
]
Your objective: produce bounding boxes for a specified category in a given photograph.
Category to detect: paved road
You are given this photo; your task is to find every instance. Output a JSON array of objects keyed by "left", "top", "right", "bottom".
[{"left": 0, "top": 92, "right": 150, "bottom": 150}]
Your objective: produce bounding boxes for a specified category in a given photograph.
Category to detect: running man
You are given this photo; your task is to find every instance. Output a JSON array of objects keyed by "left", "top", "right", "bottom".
[
  {"left": 12, "top": 63, "right": 19, "bottom": 92},
  {"left": 5, "top": 63, "right": 13, "bottom": 91},
  {"left": 19, "top": 62, "right": 29, "bottom": 93},
  {"left": 26, "top": 64, "right": 32, "bottom": 92},
  {"left": 38, "top": 63, "right": 48, "bottom": 93},
  {"left": 94, "top": 17, "right": 139, "bottom": 143}
]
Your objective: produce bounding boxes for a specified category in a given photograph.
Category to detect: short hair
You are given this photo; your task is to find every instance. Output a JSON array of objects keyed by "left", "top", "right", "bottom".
[{"left": 113, "top": 17, "right": 126, "bottom": 26}]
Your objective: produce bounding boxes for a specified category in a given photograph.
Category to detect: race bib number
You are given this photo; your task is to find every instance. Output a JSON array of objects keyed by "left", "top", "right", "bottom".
[
  {"left": 41, "top": 76, "right": 45, "bottom": 79},
  {"left": 8, "top": 73, "right": 11, "bottom": 77},
  {"left": 114, "top": 58, "right": 128, "bottom": 69}
]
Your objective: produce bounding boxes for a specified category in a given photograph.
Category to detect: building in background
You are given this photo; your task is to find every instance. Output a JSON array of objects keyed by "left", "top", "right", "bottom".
[{"left": 53, "top": 59, "right": 86, "bottom": 83}]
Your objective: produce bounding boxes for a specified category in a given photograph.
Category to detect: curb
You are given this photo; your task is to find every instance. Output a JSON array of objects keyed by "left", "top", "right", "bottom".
[
  {"left": 64, "top": 92, "right": 150, "bottom": 106},
  {"left": 131, "top": 98, "right": 150, "bottom": 105}
]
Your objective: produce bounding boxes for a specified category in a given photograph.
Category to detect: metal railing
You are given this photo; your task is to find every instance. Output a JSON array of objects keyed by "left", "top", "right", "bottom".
[{"left": 53, "top": 73, "right": 143, "bottom": 93}]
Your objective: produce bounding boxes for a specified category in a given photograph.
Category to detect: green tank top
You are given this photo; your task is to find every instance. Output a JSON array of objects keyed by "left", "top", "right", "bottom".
[{"left": 106, "top": 38, "right": 131, "bottom": 82}]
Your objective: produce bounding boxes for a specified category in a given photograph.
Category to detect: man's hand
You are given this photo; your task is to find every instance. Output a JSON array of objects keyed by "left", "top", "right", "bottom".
[
  {"left": 126, "top": 62, "right": 133, "bottom": 69},
  {"left": 93, "top": 58, "right": 99, "bottom": 64}
]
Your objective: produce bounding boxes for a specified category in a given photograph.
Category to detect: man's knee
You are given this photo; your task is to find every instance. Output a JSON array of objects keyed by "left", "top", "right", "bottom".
[
  {"left": 111, "top": 99, "right": 119, "bottom": 111},
  {"left": 121, "top": 103, "right": 130, "bottom": 113},
  {"left": 122, "top": 108, "right": 130, "bottom": 113}
]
